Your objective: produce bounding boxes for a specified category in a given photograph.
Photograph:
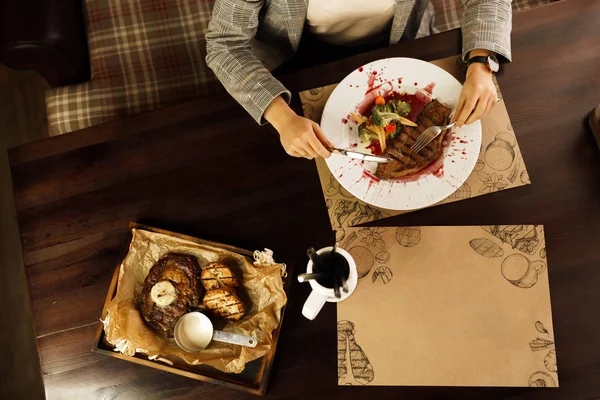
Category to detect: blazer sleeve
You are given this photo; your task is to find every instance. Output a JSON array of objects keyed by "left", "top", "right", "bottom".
[
  {"left": 461, "top": 0, "right": 512, "bottom": 63},
  {"left": 205, "top": 0, "right": 292, "bottom": 124}
]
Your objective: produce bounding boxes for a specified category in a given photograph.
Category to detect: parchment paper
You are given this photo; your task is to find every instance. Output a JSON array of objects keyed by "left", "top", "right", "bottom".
[
  {"left": 102, "top": 229, "right": 287, "bottom": 374},
  {"left": 336, "top": 225, "right": 557, "bottom": 387},
  {"left": 299, "top": 56, "right": 531, "bottom": 238}
]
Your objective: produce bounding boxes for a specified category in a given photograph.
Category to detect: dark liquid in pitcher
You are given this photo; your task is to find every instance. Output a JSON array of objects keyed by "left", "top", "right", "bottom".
[{"left": 313, "top": 251, "right": 350, "bottom": 288}]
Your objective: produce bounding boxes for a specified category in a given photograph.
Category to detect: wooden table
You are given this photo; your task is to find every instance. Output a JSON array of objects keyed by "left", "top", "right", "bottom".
[{"left": 8, "top": 0, "right": 600, "bottom": 398}]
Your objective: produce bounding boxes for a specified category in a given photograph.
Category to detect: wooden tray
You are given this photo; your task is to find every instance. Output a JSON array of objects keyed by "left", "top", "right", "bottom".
[{"left": 92, "top": 223, "right": 291, "bottom": 396}]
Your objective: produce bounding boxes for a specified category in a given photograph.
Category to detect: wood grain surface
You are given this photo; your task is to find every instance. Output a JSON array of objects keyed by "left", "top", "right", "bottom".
[
  {"left": 0, "top": 64, "right": 48, "bottom": 400},
  {"left": 8, "top": 0, "right": 600, "bottom": 398}
]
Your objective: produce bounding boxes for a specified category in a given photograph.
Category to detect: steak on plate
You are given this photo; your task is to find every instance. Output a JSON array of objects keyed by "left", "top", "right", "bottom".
[
  {"left": 376, "top": 99, "right": 452, "bottom": 180},
  {"left": 138, "top": 253, "right": 202, "bottom": 336}
]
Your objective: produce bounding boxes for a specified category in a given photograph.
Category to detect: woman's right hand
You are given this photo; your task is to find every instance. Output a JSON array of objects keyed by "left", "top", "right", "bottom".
[{"left": 265, "top": 97, "right": 332, "bottom": 159}]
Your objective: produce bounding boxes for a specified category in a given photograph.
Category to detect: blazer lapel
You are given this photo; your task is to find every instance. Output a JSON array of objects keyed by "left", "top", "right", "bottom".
[
  {"left": 282, "top": 0, "right": 307, "bottom": 51},
  {"left": 390, "top": 0, "right": 416, "bottom": 44}
]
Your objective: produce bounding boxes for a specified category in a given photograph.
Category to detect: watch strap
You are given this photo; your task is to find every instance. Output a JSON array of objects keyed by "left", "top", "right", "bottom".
[{"left": 467, "top": 56, "right": 489, "bottom": 66}]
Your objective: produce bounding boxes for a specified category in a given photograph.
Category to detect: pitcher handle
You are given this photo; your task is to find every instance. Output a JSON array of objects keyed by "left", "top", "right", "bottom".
[{"left": 302, "top": 290, "right": 328, "bottom": 320}]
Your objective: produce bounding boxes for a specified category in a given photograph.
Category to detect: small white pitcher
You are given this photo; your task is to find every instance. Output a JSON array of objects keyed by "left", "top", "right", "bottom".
[{"left": 302, "top": 247, "right": 358, "bottom": 320}]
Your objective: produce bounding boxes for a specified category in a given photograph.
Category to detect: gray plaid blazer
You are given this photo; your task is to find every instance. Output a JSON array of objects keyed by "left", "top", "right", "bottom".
[{"left": 206, "top": 0, "right": 512, "bottom": 124}]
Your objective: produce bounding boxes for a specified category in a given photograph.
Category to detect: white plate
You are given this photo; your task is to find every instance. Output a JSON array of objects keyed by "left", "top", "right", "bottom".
[{"left": 321, "top": 58, "right": 481, "bottom": 211}]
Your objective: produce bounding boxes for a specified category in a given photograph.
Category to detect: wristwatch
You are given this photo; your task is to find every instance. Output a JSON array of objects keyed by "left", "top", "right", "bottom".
[{"left": 468, "top": 54, "right": 500, "bottom": 73}]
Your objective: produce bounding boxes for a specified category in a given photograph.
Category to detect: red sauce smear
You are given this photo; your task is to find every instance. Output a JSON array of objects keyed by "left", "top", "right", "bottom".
[
  {"left": 358, "top": 67, "right": 364, "bottom": 72},
  {"left": 387, "top": 90, "right": 431, "bottom": 122},
  {"left": 423, "top": 82, "right": 435, "bottom": 94},
  {"left": 367, "top": 72, "right": 377, "bottom": 88},
  {"left": 357, "top": 79, "right": 393, "bottom": 115},
  {"left": 364, "top": 82, "right": 393, "bottom": 97},
  {"left": 362, "top": 169, "right": 381, "bottom": 182},
  {"left": 357, "top": 87, "right": 432, "bottom": 124},
  {"left": 366, "top": 140, "right": 382, "bottom": 156},
  {"left": 341, "top": 118, "right": 348, "bottom": 124},
  {"left": 361, "top": 169, "right": 381, "bottom": 191},
  {"left": 459, "top": 140, "right": 468, "bottom": 144}
]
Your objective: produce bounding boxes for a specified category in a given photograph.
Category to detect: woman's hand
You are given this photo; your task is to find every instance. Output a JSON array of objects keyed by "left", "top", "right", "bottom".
[
  {"left": 265, "top": 96, "right": 332, "bottom": 159},
  {"left": 454, "top": 61, "right": 498, "bottom": 127}
]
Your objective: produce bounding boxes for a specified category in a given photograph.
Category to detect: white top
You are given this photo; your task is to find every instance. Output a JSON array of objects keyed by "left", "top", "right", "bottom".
[{"left": 306, "top": 0, "right": 396, "bottom": 46}]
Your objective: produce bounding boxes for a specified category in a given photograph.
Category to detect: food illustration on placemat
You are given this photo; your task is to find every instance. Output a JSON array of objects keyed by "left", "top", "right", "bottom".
[
  {"left": 482, "top": 225, "right": 541, "bottom": 255},
  {"left": 477, "top": 172, "right": 509, "bottom": 194},
  {"left": 371, "top": 266, "right": 393, "bottom": 284},
  {"left": 337, "top": 320, "right": 375, "bottom": 385},
  {"left": 375, "top": 251, "right": 390, "bottom": 264},
  {"left": 521, "top": 170, "right": 531, "bottom": 185},
  {"left": 501, "top": 253, "right": 546, "bottom": 289},
  {"left": 529, "top": 336, "right": 554, "bottom": 351},
  {"left": 485, "top": 132, "right": 517, "bottom": 171},
  {"left": 528, "top": 371, "right": 557, "bottom": 387},
  {"left": 447, "top": 181, "right": 472, "bottom": 201},
  {"left": 348, "top": 245, "right": 375, "bottom": 279},
  {"left": 470, "top": 226, "right": 547, "bottom": 289},
  {"left": 535, "top": 320, "right": 550, "bottom": 336},
  {"left": 544, "top": 350, "right": 558, "bottom": 372},
  {"left": 336, "top": 225, "right": 556, "bottom": 387},
  {"left": 335, "top": 200, "right": 390, "bottom": 229},
  {"left": 325, "top": 174, "right": 353, "bottom": 198},
  {"left": 332, "top": 199, "right": 391, "bottom": 242},
  {"left": 396, "top": 226, "right": 421, "bottom": 247},
  {"left": 357, "top": 227, "right": 387, "bottom": 249},
  {"left": 528, "top": 319, "right": 557, "bottom": 380},
  {"left": 469, "top": 238, "right": 504, "bottom": 258},
  {"left": 342, "top": 229, "right": 390, "bottom": 280}
]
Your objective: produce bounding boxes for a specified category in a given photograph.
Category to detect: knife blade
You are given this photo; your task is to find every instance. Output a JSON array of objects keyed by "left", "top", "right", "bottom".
[{"left": 328, "top": 147, "right": 393, "bottom": 163}]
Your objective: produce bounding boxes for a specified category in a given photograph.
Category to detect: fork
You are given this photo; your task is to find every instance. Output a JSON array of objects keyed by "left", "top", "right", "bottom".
[{"left": 411, "top": 122, "right": 457, "bottom": 153}]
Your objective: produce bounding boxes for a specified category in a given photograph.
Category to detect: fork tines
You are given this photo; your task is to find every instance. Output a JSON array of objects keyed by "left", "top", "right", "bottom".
[{"left": 411, "top": 128, "right": 438, "bottom": 154}]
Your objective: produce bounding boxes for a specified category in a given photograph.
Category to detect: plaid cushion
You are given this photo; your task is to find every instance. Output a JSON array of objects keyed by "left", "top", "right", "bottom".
[
  {"left": 46, "top": 0, "right": 221, "bottom": 136},
  {"left": 432, "top": 0, "right": 558, "bottom": 33}
]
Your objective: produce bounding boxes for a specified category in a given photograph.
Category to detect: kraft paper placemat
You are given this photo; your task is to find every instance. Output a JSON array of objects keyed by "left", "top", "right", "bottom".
[
  {"left": 336, "top": 225, "right": 557, "bottom": 387},
  {"left": 300, "top": 56, "right": 530, "bottom": 238}
]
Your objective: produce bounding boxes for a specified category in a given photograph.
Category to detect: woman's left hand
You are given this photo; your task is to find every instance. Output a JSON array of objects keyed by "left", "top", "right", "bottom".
[{"left": 453, "top": 62, "right": 498, "bottom": 127}]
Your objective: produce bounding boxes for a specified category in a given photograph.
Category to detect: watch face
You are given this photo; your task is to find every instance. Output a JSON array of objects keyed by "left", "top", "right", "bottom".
[{"left": 488, "top": 55, "right": 500, "bottom": 72}]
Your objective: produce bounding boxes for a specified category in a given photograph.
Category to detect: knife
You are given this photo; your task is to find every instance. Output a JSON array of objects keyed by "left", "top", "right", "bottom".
[{"left": 328, "top": 147, "right": 393, "bottom": 163}]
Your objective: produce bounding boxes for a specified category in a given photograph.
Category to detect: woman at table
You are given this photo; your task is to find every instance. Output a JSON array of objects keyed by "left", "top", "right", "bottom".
[{"left": 206, "top": 0, "right": 511, "bottom": 160}]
